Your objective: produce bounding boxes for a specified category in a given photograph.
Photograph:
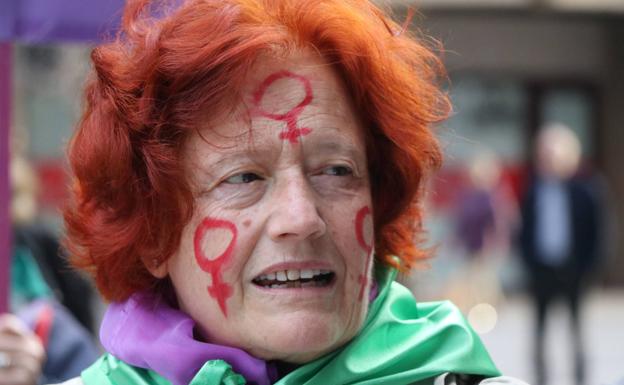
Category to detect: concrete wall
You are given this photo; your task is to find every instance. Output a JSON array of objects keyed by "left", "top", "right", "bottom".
[{"left": 420, "top": 14, "right": 608, "bottom": 80}]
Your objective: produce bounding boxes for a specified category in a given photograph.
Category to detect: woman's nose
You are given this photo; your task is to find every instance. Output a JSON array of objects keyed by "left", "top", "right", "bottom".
[{"left": 266, "top": 175, "right": 326, "bottom": 242}]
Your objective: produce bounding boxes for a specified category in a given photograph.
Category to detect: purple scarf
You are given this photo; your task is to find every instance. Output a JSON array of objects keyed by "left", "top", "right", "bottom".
[
  {"left": 100, "top": 290, "right": 278, "bottom": 385},
  {"left": 100, "top": 283, "right": 379, "bottom": 385}
]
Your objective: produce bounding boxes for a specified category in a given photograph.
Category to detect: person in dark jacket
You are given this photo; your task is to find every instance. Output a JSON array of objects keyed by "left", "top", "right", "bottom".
[{"left": 519, "top": 123, "right": 603, "bottom": 385}]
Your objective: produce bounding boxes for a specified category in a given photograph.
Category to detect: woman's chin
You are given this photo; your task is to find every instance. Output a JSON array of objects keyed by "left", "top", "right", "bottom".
[{"left": 245, "top": 311, "right": 356, "bottom": 363}]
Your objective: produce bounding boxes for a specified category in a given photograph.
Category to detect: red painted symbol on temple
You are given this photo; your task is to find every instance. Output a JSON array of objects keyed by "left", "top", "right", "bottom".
[
  {"left": 355, "top": 206, "right": 373, "bottom": 300},
  {"left": 252, "top": 70, "right": 313, "bottom": 144},
  {"left": 194, "top": 218, "right": 237, "bottom": 316}
]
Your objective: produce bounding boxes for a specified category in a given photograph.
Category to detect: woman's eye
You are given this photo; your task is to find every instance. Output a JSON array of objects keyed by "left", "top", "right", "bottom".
[
  {"left": 323, "top": 165, "right": 353, "bottom": 176},
  {"left": 224, "top": 172, "right": 263, "bottom": 184}
]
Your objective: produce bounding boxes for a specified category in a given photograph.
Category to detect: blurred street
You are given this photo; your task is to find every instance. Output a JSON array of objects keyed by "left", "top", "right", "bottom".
[{"left": 481, "top": 290, "right": 624, "bottom": 385}]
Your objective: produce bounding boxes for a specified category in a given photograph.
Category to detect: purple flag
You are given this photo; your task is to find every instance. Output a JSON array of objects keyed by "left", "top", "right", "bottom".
[{"left": 1, "top": 0, "right": 125, "bottom": 43}]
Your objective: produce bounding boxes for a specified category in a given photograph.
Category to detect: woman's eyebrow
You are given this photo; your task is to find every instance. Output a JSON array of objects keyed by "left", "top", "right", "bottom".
[
  {"left": 205, "top": 151, "right": 254, "bottom": 169},
  {"left": 201, "top": 141, "right": 276, "bottom": 169},
  {"left": 307, "top": 139, "right": 366, "bottom": 160}
]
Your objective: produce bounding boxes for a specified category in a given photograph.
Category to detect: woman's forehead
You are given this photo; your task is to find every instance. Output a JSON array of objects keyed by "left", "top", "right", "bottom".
[
  {"left": 188, "top": 51, "right": 364, "bottom": 155},
  {"left": 244, "top": 52, "right": 353, "bottom": 117},
  {"left": 186, "top": 112, "right": 365, "bottom": 167}
]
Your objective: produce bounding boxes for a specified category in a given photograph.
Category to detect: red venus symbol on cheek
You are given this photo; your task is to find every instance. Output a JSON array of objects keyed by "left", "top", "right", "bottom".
[
  {"left": 355, "top": 206, "right": 373, "bottom": 301},
  {"left": 193, "top": 218, "right": 237, "bottom": 317},
  {"left": 252, "top": 70, "right": 313, "bottom": 144}
]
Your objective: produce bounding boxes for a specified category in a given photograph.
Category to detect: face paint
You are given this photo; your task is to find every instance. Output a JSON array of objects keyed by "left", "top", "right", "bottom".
[
  {"left": 193, "top": 218, "right": 237, "bottom": 316},
  {"left": 252, "top": 70, "right": 313, "bottom": 144},
  {"left": 169, "top": 52, "right": 374, "bottom": 363},
  {"left": 355, "top": 206, "right": 373, "bottom": 300}
]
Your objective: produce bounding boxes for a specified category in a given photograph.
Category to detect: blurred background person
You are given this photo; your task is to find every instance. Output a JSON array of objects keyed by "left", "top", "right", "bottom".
[
  {"left": 446, "top": 150, "right": 518, "bottom": 315},
  {"left": 519, "top": 123, "right": 603, "bottom": 385},
  {"left": 0, "top": 152, "right": 99, "bottom": 384},
  {"left": 11, "top": 154, "right": 96, "bottom": 334}
]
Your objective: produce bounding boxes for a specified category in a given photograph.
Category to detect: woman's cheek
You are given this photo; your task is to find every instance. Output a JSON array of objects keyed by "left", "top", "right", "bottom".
[
  {"left": 193, "top": 217, "right": 238, "bottom": 317},
  {"left": 354, "top": 206, "right": 374, "bottom": 301}
]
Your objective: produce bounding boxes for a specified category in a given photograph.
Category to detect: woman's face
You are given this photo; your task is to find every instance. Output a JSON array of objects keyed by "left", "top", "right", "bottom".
[{"left": 155, "top": 52, "right": 374, "bottom": 363}]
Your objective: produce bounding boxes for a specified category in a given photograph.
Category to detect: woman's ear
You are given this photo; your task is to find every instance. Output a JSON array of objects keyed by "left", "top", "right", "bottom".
[{"left": 144, "top": 257, "right": 169, "bottom": 279}]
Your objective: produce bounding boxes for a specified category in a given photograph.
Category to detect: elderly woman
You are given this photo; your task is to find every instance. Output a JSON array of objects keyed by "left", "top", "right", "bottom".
[{"left": 59, "top": 0, "right": 525, "bottom": 384}]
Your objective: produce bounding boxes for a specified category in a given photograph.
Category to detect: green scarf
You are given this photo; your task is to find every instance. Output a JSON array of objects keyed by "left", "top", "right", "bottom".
[
  {"left": 83, "top": 265, "right": 500, "bottom": 385},
  {"left": 10, "top": 247, "right": 52, "bottom": 310}
]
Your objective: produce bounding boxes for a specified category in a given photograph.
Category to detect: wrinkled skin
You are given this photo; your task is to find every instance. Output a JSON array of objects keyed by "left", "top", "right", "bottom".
[{"left": 149, "top": 51, "right": 375, "bottom": 363}]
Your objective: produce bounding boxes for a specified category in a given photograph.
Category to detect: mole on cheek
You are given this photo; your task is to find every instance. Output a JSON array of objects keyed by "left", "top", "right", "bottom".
[
  {"left": 243, "top": 219, "right": 252, "bottom": 228},
  {"left": 193, "top": 218, "right": 238, "bottom": 316},
  {"left": 354, "top": 206, "right": 373, "bottom": 301}
]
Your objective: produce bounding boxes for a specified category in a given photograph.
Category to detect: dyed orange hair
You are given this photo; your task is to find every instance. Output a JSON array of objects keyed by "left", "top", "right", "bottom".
[{"left": 64, "top": 0, "right": 449, "bottom": 302}]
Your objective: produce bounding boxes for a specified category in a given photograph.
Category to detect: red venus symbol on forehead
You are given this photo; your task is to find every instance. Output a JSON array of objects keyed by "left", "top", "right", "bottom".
[
  {"left": 193, "top": 218, "right": 237, "bottom": 317},
  {"left": 355, "top": 206, "right": 373, "bottom": 301},
  {"left": 252, "top": 70, "right": 313, "bottom": 144}
]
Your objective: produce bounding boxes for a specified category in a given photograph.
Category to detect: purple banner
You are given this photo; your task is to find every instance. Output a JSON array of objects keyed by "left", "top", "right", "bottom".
[{"left": 1, "top": 0, "right": 125, "bottom": 43}]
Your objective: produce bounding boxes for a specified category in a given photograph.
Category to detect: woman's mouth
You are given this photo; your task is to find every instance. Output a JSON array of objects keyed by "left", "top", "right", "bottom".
[{"left": 252, "top": 269, "right": 335, "bottom": 289}]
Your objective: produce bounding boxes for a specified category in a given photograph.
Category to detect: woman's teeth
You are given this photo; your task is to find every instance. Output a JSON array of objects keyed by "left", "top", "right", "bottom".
[{"left": 253, "top": 269, "right": 334, "bottom": 288}]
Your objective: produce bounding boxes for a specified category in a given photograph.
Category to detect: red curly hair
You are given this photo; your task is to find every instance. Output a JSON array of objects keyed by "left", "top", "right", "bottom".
[{"left": 64, "top": 0, "right": 449, "bottom": 302}]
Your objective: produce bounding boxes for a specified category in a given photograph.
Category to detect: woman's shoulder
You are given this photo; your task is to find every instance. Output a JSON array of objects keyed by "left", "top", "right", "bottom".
[
  {"left": 48, "top": 378, "right": 83, "bottom": 385},
  {"left": 49, "top": 374, "right": 529, "bottom": 385},
  {"left": 49, "top": 373, "right": 529, "bottom": 385}
]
